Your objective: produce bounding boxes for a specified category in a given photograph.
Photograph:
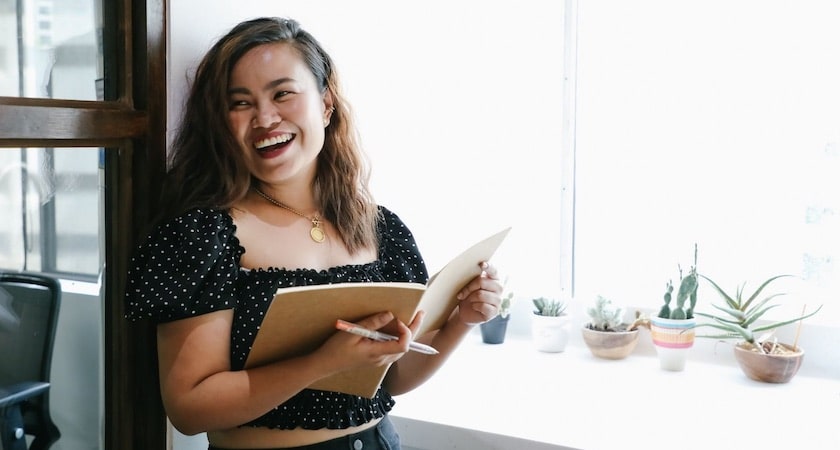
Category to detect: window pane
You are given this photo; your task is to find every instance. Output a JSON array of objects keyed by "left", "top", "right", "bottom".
[
  {"left": 0, "top": 0, "right": 103, "bottom": 100},
  {"left": 0, "top": 147, "right": 101, "bottom": 277},
  {"left": 575, "top": 1, "right": 840, "bottom": 323}
]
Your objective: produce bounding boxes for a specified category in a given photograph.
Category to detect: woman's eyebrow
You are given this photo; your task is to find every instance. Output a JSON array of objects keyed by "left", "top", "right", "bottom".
[{"left": 227, "top": 78, "right": 294, "bottom": 96}]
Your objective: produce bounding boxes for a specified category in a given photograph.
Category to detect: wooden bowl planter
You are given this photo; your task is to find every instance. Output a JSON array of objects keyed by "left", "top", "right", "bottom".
[
  {"left": 733, "top": 342, "right": 804, "bottom": 383},
  {"left": 581, "top": 326, "right": 639, "bottom": 360},
  {"left": 696, "top": 273, "right": 821, "bottom": 384}
]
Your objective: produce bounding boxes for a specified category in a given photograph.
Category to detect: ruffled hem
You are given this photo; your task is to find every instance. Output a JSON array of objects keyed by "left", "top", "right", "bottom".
[{"left": 241, "top": 388, "right": 395, "bottom": 430}]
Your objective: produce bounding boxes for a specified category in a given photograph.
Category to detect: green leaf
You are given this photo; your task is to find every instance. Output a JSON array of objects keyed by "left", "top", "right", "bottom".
[
  {"left": 751, "top": 305, "right": 823, "bottom": 333},
  {"left": 743, "top": 293, "right": 786, "bottom": 318},
  {"left": 741, "top": 274, "right": 792, "bottom": 311},
  {"left": 699, "top": 274, "right": 738, "bottom": 309},
  {"left": 741, "top": 304, "right": 780, "bottom": 328}
]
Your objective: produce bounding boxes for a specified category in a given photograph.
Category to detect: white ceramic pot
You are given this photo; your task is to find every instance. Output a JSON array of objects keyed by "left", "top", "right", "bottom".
[{"left": 531, "top": 313, "right": 570, "bottom": 353}]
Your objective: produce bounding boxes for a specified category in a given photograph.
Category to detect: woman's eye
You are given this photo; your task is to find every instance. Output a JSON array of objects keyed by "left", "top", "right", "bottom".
[
  {"left": 274, "top": 91, "right": 291, "bottom": 100},
  {"left": 229, "top": 100, "right": 250, "bottom": 110}
]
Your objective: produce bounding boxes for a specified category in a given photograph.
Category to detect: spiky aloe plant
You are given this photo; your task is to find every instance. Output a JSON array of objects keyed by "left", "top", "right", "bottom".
[
  {"left": 532, "top": 297, "right": 568, "bottom": 317},
  {"left": 695, "top": 274, "right": 822, "bottom": 353},
  {"left": 658, "top": 244, "right": 699, "bottom": 320}
]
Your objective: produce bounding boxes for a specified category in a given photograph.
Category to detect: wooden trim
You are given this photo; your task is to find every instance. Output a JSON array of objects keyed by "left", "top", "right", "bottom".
[
  {"left": 0, "top": 97, "right": 132, "bottom": 109},
  {"left": 0, "top": 104, "right": 147, "bottom": 143},
  {"left": 103, "top": 0, "right": 168, "bottom": 449}
]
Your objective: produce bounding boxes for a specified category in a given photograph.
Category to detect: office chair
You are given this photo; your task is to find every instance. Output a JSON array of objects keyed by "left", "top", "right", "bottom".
[{"left": 0, "top": 272, "right": 61, "bottom": 450}]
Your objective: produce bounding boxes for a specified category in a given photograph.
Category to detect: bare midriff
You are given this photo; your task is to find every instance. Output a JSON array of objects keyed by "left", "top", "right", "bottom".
[{"left": 207, "top": 417, "right": 382, "bottom": 448}]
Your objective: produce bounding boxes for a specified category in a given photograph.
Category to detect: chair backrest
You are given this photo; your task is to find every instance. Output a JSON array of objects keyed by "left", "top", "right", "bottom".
[{"left": 0, "top": 272, "right": 61, "bottom": 387}]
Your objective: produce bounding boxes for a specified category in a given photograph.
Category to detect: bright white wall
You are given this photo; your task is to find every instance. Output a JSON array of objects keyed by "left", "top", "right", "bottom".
[{"left": 167, "top": 1, "right": 570, "bottom": 303}]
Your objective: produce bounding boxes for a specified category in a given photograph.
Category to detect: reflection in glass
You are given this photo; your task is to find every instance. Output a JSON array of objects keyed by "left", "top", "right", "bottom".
[
  {"left": 0, "top": 0, "right": 102, "bottom": 100},
  {"left": 0, "top": 147, "right": 101, "bottom": 277}
]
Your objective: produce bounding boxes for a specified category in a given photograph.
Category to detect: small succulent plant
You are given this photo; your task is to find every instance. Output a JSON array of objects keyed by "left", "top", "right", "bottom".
[
  {"left": 498, "top": 277, "right": 513, "bottom": 319},
  {"left": 532, "top": 297, "right": 568, "bottom": 317},
  {"left": 586, "top": 295, "right": 626, "bottom": 331}
]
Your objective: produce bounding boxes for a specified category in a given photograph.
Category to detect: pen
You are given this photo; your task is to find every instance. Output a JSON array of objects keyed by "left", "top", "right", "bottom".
[{"left": 335, "top": 319, "right": 439, "bottom": 355}]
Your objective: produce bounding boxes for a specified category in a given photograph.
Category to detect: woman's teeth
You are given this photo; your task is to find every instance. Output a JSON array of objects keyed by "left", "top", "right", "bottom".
[{"left": 255, "top": 133, "right": 292, "bottom": 150}]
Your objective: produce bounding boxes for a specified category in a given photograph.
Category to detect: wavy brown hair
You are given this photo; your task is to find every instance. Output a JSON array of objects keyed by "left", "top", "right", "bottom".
[{"left": 160, "top": 17, "right": 380, "bottom": 253}]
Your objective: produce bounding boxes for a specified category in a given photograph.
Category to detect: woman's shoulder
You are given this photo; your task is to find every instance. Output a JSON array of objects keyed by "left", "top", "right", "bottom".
[
  {"left": 375, "top": 205, "right": 429, "bottom": 283},
  {"left": 139, "top": 207, "right": 235, "bottom": 246},
  {"left": 376, "top": 205, "right": 410, "bottom": 234},
  {"left": 157, "top": 207, "right": 234, "bottom": 232},
  {"left": 125, "top": 207, "right": 242, "bottom": 322}
]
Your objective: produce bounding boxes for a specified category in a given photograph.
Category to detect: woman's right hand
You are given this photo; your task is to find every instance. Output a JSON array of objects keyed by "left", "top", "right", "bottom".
[{"left": 314, "top": 311, "right": 420, "bottom": 373}]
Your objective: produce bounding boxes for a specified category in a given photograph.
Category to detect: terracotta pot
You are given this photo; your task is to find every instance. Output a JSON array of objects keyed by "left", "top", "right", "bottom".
[
  {"left": 733, "top": 342, "right": 804, "bottom": 383},
  {"left": 581, "top": 327, "right": 639, "bottom": 360}
]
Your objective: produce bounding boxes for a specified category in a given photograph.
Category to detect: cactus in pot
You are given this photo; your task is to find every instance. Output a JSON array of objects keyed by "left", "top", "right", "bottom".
[{"left": 658, "top": 244, "right": 699, "bottom": 320}]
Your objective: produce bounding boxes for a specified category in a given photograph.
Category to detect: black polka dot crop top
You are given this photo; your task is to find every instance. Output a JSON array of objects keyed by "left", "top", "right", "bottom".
[{"left": 124, "top": 206, "right": 429, "bottom": 430}]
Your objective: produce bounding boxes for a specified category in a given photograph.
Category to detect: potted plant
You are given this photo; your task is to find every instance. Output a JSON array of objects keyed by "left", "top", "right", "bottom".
[
  {"left": 480, "top": 281, "right": 513, "bottom": 344},
  {"left": 649, "top": 245, "right": 699, "bottom": 371},
  {"left": 531, "top": 297, "right": 569, "bottom": 352},
  {"left": 696, "top": 273, "right": 822, "bottom": 383},
  {"left": 581, "top": 295, "right": 643, "bottom": 360}
]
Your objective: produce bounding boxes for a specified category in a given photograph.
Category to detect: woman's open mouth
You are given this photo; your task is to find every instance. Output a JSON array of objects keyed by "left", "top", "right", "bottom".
[{"left": 254, "top": 133, "right": 294, "bottom": 158}]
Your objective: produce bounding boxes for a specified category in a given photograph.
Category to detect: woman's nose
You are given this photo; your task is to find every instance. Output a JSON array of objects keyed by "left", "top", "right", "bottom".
[{"left": 252, "top": 103, "right": 282, "bottom": 128}]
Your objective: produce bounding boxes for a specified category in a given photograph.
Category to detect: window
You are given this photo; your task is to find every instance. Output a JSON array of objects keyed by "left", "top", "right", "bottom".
[
  {"left": 574, "top": 1, "right": 840, "bottom": 323},
  {"left": 0, "top": 0, "right": 102, "bottom": 278}
]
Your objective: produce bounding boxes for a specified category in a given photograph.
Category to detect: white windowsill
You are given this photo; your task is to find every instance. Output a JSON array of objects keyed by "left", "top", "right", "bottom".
[{"left": 390, "top": 331, "right": 840, "bottom": 450}]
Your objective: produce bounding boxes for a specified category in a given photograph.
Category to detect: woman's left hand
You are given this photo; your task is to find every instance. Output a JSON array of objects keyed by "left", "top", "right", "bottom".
[{"left": 455, "top": 262, "right": 504, "bottom": 325}]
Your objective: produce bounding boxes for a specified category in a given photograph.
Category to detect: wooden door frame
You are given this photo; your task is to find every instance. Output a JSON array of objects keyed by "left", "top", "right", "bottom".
[{"left": 0, "top": 0, "right": 169, "bottom": 448}]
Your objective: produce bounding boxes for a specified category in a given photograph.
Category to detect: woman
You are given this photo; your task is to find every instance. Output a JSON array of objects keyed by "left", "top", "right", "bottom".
[{"left": 125, "top": 17, "right": 502, "bottom": 450}]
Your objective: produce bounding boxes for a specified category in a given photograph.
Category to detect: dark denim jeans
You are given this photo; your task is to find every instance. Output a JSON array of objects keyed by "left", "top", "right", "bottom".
[{"left": 209, "top": 416, "right": 401, "bottom": 450}]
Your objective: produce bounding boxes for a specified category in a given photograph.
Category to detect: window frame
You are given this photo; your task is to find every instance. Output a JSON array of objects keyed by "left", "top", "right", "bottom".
[{"left": 0, "top": 0, "right": 168, "bottom": 448}]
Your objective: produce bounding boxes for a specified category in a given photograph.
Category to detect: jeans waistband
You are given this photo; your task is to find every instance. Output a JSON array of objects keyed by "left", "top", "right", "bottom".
[{"left": 208, "top": 416, "right": 399, "bottom": 450}]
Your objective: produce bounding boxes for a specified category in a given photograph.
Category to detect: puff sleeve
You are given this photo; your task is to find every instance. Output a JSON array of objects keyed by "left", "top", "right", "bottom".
[
  {"left": 124, "top": 208, "right": 243, "bottom": 323},
  {"left": 377, "top": 206, "right": 429, "bottom": 284}
]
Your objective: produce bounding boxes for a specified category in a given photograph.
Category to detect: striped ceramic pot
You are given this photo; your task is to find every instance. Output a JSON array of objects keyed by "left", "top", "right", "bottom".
[{"left": 649, "top": 316, "right": 696, "bottom": 371}]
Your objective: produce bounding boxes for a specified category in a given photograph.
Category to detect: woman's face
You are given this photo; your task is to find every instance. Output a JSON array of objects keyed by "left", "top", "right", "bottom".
[{"left": 227, "top": 42, "right": 332, "bottom": 187}]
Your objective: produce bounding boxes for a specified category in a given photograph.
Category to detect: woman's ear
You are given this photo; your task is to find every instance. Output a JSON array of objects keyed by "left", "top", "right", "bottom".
[{"left": 323, "top": 90, "right": 335, "bottom": 127}]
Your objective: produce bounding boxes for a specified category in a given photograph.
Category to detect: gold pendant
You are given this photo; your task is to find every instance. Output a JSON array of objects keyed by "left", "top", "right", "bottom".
[{"left": 310, "top": 226, "right": 325, "bottom": 243}]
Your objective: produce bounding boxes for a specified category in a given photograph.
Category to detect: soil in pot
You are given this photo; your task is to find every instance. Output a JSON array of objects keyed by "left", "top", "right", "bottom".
[{"left": 733, "top": 341, "right": 804, "bottom": 383}]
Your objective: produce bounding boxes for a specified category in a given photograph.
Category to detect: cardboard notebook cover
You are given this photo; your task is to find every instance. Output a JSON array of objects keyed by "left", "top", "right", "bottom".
[{"left": 244, "top": 226, "right": 511, "bottom": 398}]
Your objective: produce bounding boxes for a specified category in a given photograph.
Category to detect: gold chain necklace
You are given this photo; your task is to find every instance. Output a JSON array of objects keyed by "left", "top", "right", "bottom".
[{"left": 254, "top": 188, "right": 326, "bottom": 243}]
